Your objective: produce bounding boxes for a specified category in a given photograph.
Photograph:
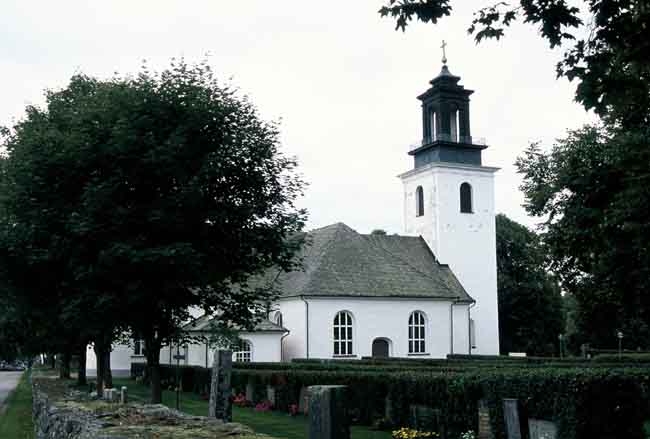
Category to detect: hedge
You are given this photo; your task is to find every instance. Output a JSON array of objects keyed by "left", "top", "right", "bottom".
[
  {"left": 130, "top": 362, "right": 650, "bottom": 439},
  {"left": 593, "top": 353, "right": 650, "bottom": 363}
]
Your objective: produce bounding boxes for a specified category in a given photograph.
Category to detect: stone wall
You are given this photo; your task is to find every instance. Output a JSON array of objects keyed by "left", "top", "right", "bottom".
[{"left": 31, "top": 376, "right": 273, "bottom": 439}]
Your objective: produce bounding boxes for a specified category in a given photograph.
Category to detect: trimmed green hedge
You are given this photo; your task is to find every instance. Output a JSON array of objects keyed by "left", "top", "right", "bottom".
[
  {"left": 593, "top": 353, "right": 650, "bottom": 363},
  {"left": 130, "top": 362, "right": 650, "bottom": 439}
]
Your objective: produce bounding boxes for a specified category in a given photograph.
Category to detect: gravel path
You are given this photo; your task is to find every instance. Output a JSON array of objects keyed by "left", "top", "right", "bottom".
[{"left": 0, "top": 371, "right": 23, "bottom": 412}]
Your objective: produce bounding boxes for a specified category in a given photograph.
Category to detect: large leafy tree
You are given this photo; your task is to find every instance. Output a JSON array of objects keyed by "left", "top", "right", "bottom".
[
  {"left": 379, "top": 0, "right": 650, "bottom": 127},
  {"left": 496, "top": 214, "right": 564, "bottom": 355},
  {"left": 0, "top": 60, "right": 306, "bottom": 401},
  {"left": 516, "top": 125, "right": 650, "bottom": 349}
]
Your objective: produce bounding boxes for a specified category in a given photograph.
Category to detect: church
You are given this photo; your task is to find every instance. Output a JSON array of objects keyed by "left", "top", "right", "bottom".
[{"left": 88, "top": 59, "right": 500, "bottom": 374}]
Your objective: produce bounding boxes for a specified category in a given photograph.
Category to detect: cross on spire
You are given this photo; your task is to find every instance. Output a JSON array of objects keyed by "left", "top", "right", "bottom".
[{"left": 441, "top": 40, "right": 448, "bottom": 65}]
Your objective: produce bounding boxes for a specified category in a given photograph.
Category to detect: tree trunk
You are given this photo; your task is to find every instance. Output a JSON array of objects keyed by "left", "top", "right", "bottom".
[
  {"left": 103, "top": 348, "right": 112, "bottom": 389},
  {"left": 145, "top": 334, "right": 162, "bottom": 404},
  {"left": 94, "top": 343, "right": 104, "bottom": 395},
  {"left": 59, "top": 351, "right": 71, "bottom": 379},
  {"left": 77, "top": 345, "right": 87, "bottom": 387}
]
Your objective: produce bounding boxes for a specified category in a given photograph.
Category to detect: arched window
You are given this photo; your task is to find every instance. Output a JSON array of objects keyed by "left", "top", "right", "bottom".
[
  {"left": 333, "top": 311, "right": 353, "bottom": 356},
  {"left": 234, "top": 339, "right": 252, "bottom": 362},
  {"left": 408, "top": 311, "right": 426, "bottom": 354},
  {"left": 415, "top": 186, "right": 424, "bottom": 217},
  {"left": 274, "top": 311, "right": 283, "bottom": 327},
  {"left": 460, "top": 182, "right": 472, "bottom": 213}
]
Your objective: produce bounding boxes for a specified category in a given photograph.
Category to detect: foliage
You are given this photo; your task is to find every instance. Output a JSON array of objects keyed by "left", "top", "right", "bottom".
[
  {"left": 516, "top": 124, "right": 650, "bottom": 349},
  {"left": 115, "top": 377, "right": 392, "bottom": 439},
  {"left": 392, "top": 427, "right": 438, "bottom": 438},
  {"left": 495, "top": 214, "right": 564, "bottom": 356},
  {"left": 0, "top": 59, "right": 307, "bottom": 400},
  {"left": 379, "top": 0, "right": 650, "bottom": 128},
  {"left": 135, "top": 359, "right": 650, "bottom": 439}
]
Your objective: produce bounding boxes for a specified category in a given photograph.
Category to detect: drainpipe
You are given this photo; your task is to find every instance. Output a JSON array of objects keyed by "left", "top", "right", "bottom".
[
  {"left": 300, "top": 296, "right": 310, "bottom": 358},
  {"left": 280, "top": 330, "right": 290, "bottom": 362},
  {"left": 449, "top": 303, "right": 454, "bottom": 355},
  {"left": 468, "top": 302, "right": 476, "bottom": 355}
]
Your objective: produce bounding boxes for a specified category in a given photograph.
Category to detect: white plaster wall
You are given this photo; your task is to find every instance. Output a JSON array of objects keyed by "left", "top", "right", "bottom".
[
  {"left": 161, "top": 332, "right": 285, "bottom": 366},
  {"left": 452, "top": 304, "right": 471, "bottom": 354},
  {"left": 401, "top": 162, "right": 500, "bottom": 355},
  {"left": 276, "top": 298, "right": 306, "bottom": 360},
  {"left": 238, "top": 332, "right": 283, "bottom": 362},
  {"left": 86, "top": 343, "right": 145, "bottom": 375},
  {"left": 305, "top": 297, "right": 455, "bottom": 359}
]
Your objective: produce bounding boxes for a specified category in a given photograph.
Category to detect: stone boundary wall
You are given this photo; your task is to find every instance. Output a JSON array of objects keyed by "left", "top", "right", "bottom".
[
  {"left": 31, "top": 377, "right": 270, "bottom": 439},
  {"left": 32, "top": 380, "right": 107, "bottom": 439}
]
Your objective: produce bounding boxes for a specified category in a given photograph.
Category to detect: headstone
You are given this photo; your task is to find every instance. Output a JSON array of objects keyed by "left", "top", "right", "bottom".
[
  {"left": 528, "top": 419, "right": 557, "bottom": 439},
  {"left": 308, "top": 385, "right": 350, "bottom": 439},
  {"left": 409, "top": 404, "right": 441, "bottom": 435},
  {"left": 299, "top": 387, "right": 312, "bottom": 414},
  {"left": 103, "top": 388, "right": 118, "bottom": 402},
  {"left": 120, "top": 386, "right": 128, "bottom": 404},
  {"left": 267, "top": 385, "right": 276, "bottom": 406},
  {"left": 246, "top": 382, "right": 255, "bottom": 402},
  {"left": 208, "top": 349, "right": 233, "bottom": 422},
  {"left": 503, "top": 399, "right": 523, "bottom": 439},
  {"left": 384, "top": 396, "right": 393, "bottom": 424},
  {"left": 477, "top": 399, "right": 493, "bottom": 439}
]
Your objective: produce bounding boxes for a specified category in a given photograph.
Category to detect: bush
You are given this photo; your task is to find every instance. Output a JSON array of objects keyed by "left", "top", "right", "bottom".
[{"left": 131, "top": 361, "right": 650, "bottom": 439}]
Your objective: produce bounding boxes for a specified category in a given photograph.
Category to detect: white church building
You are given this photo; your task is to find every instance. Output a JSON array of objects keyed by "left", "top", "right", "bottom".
[{"left": 88, "top": 60, "right": 499, "bottom": 374}]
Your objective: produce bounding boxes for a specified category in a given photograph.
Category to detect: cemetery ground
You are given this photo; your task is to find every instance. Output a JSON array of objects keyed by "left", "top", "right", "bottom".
[
  {"left": 0, "top": 370, "right": 34, "bottom": 439},
  {"left": 113, "top": 377, "right": 392, "bottom": 439}
]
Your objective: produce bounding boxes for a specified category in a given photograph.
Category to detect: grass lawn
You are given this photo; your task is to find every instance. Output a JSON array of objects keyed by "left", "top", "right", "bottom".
[
  {"left": 0, "top": 371, "right": 34, "bottom": 439},
  {"left": 113, "top": 378, "right": 391, "bottom": 439}
]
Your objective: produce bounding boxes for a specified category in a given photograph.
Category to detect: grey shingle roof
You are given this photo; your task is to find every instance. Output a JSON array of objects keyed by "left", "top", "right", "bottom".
[
  {"left": 182, "top": 314, "right": 287, "bottom": 333},
  {"left": 261, "top": 223, "right": 473, "bottom": 302}
]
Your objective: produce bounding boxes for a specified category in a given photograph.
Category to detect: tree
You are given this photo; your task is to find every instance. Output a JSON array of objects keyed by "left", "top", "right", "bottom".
[
  {"left": 371, "top": 229, "right": 387, "bottom": 235},
  {"left": 379, "top": 0, "right": 650, "bottom": 127},
  {"left": 496, "top": 214, "right": 564, "bottom": 355},
  {"left": 0, "top": 59, "right": 307, "bottom": 402},
  {"left": 516, "top": 124, "right": 650, "bottom": 349}
]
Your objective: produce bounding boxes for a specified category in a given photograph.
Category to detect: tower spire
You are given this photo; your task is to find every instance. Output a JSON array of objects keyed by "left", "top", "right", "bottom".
[{"left": 441, "top": 40, "right": 448, "bottom": 65}]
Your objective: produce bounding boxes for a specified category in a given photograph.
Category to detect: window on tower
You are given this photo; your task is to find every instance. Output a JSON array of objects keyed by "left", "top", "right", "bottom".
[
  {"left": 460, "top": 182, "right": 472, "bottom": 213},
  {"left": 415, "top": 186, "right": 424, "bottom": 217}
]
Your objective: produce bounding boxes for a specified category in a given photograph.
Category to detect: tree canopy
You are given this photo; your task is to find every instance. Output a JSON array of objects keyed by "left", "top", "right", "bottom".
[
  {"left": 379, "top": 0, "right": 650, "bottom": 127},
  {"left": 496, "top": 214, "right": 564, "bottom": 356},
  {"left": 516, "top": 124, "right": 650, "bottom": 349},
  {"left": 0, "top": 59, "right": 306, "bottom": 400}
]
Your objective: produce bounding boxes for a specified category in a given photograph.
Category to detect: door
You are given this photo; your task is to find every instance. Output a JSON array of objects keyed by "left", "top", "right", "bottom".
[{"left": 372, "top": 338, "right": 389, "bottom": 358}]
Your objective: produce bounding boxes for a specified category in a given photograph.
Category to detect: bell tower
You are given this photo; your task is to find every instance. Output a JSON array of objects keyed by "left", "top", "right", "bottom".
[{"left": 399, "top": 49, "right": 500, "bottom": 355}]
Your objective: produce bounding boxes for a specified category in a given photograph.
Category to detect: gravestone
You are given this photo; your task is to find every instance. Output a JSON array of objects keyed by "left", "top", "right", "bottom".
[
  {"left": 409, "top": 404, "right": 441, "bottom": 434},
  {"left": 246, "top": 382, "right": 254, "bottom": 402},
  {"left": 267, "top": 385, "right": 276, "bottom": 406},
  {"left": 208, "top": 349, "right": 233, "bottom": 422},
  {"left": 528, "top": 419, "right": 557, "bottom": 439},
  {"left": 477, "top": 399, "right": 493, "bottom": 439},
  {"left": 308, "top": 385, "right": 350, "bottom": 439},
  {"left": 503, "top": 399, "right": 523, "bottom": 439},
  {"left": 384, "top": 396, "right": 393, "bottom": 424},
  {"left": 299, "top": 387, "right": 312, "bottom": 414}
]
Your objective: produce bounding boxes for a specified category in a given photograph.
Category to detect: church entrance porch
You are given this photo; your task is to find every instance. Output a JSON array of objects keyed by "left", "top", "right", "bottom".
[{"left": 371, "top": 338, "right": 390, "bottom": 358}]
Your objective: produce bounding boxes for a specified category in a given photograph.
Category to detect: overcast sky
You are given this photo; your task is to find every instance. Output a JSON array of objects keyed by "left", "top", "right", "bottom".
[{"left": 1, "top": 1, "right": 595, "bottom": 233}]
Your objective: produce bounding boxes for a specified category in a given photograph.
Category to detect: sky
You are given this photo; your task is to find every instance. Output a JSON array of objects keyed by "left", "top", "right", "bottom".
[{"left": 0, "top": 0, "right": 595, "bottom": 234}]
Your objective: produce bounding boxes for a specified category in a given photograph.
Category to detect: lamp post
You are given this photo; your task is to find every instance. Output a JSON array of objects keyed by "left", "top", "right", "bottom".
[{"left": 617, "top": 331, "right": 624, "bottom": 360}]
